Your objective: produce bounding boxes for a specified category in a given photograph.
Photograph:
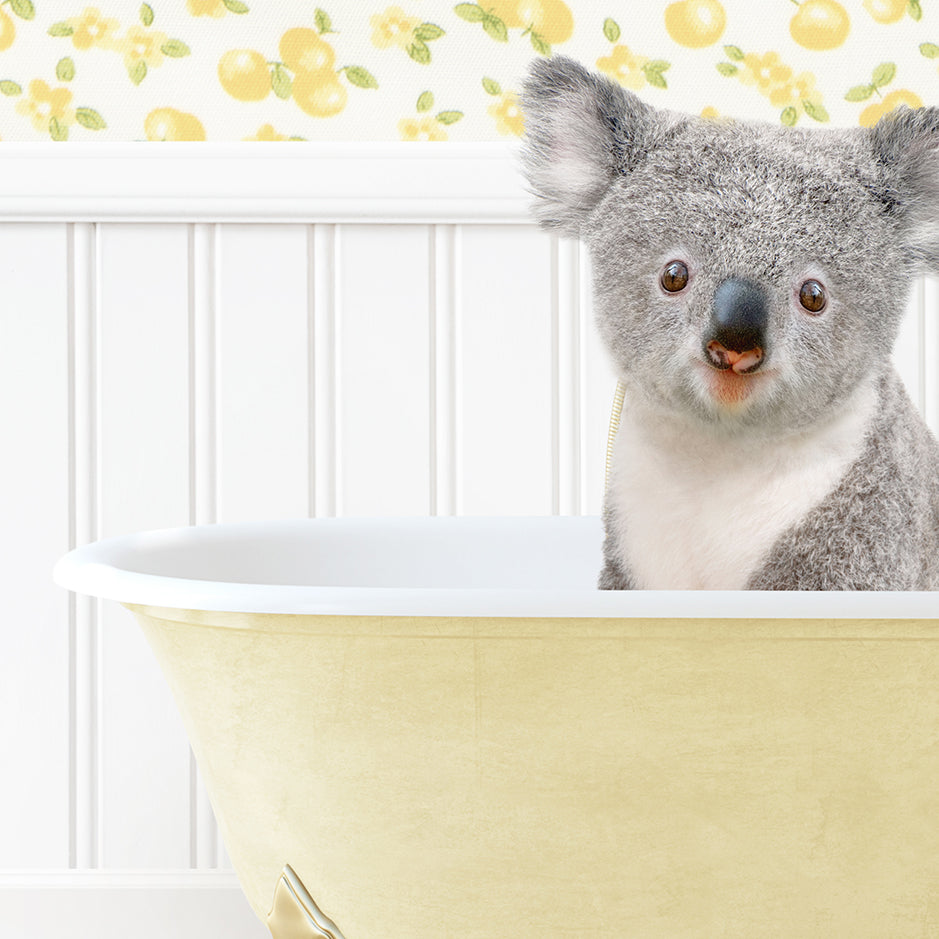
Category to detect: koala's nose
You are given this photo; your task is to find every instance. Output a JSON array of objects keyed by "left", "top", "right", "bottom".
[{"left": 705, "top": 278, "right": 767, "bottom": 374}]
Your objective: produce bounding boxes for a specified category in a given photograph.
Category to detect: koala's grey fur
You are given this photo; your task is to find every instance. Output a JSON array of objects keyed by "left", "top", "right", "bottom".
[{"left": 520, "top": 55, "right": 939, "bottom": 590}]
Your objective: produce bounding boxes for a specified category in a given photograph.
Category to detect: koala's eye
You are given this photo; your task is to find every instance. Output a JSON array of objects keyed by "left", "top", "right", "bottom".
[
  {"left": 799, "top": 279, "right": 827, "bottom": 314},
  {"left": 661, "top": 261, "right": 689, "bottom": 293}
]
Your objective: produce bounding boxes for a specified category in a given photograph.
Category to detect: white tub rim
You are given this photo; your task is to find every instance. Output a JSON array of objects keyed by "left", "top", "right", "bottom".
[{"left": 53, "top": 515, "right": 939, "bottom": 620}]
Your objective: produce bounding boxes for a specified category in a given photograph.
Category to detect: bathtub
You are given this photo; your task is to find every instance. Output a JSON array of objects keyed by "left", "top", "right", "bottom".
[{"left": 54, "top": 515, "right": 939, "bottom": 938}]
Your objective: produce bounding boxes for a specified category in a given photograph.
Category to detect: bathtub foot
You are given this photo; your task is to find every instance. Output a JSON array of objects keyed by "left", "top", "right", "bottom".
[{"left": 266, "top": 865, "right": 346, "bottom": 939}]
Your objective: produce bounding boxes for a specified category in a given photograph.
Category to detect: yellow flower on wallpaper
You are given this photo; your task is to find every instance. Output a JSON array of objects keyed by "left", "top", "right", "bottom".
[
  {"left": 50, "top": 5, "right": 191, "bottom": 86},
  {"left": 69, "top": 7, "right": 119, "bottom": 50},
  {"left": 371, "top": 6, "right": 420, "bottom": 49},
  {"left": 398, "top": 90, "right": 462, "bottom": 139},
  {"left": 597, "top": 21, "right": 670, "bottom": 90},
  {"left": 118, "top": 25, "right": 169, "bottom": 73},
  {"left": 245, "top": 123, "right": 296, "bottom": 141},
  {"left": 597, "top": 45, "right": 650, "bottom": 91},
  {"left": 399, "top": 115, "right": 448, "bottom": 140},
  {"left": 370, "top": 6, "right": 445, "bottom": 64},
  {"left": 719, "top": 46, "right": 827, "bottom": 125},
  {"left": 17, "top": 79, "right": 75, "bottom": 134},
  {"left": 144, "top": 107, "right": 206, "bottom": 140},
  {"left": 738, "top": 51, "right": 791, "bottom": 94}
]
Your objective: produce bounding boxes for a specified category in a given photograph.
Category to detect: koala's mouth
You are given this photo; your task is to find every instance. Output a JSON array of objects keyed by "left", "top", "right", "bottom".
[{"left": 692, "top": 357, "right": 775, "bottom": 409}]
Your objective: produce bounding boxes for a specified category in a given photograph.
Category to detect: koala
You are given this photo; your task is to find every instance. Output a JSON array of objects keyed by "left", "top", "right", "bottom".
[{"left": 520, "top": 55, "right": 939, "bottom": 590}]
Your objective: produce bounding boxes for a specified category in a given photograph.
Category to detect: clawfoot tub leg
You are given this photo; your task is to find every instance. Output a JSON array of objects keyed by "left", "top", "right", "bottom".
[{"left": 266, "top": 865, "right": 347, "bottom": 939}]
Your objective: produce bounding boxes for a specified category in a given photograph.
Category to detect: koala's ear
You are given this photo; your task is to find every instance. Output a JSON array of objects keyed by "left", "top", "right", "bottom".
[
  {"left": 520, "top": 55, "right": 674, "bottom": 236},
  {"left": 868, "top": 105, "right": 939, "bottom": 271}
]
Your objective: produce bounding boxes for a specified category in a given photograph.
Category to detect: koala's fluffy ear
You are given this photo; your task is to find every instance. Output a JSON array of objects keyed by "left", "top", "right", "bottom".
[
  {"left": 868, "top": 105, "right": 939, "bottom": 271},
  {"left": 520, "top": 55, "right": 674, "bottom": 236}
]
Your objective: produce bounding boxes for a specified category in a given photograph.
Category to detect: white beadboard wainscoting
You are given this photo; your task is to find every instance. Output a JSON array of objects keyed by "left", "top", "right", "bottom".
[{"left": 1, "top": 143, "right": 938, "bottom": 939}]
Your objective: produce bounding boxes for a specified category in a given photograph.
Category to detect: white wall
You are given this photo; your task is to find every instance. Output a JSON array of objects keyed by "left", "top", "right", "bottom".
[{"left": 0, "top": 144, "right": 936, "bottom": 937}]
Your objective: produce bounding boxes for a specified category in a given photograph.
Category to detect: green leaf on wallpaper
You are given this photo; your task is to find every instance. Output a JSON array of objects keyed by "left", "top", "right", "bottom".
[
  {"left": 802, "top": 100, "right": 828, "bottom": 123},
  {"left": 48, "top": 22, "right": 75, "bottom": 37},
  {"left": 908, "top": 0, "right": 923, "bottom": 21},
  {"left": 162, "top": 39, "right": 191, "bottom": 58},
  {"left": 49, "top": 117, "right": 68, "bottom": 141},
  {"left": 919, "top": 43, "right": 939, "bottom": 59},
  {"left": 455, "top": 4, "right": 486, "bottom": 23},
  {"left": 417, "top": 90, "right": 434, "bottom": 112},
  {"left": 643, "top": 63, "right": 668, "bottom": 89},
  {"left": 10, "top": 0, "right": 35, "bottom": 21},
  {"left": 414, "top": 23, "right": 445, "bottom": 42},
  {"left": 128, "top": 60, "right": 147, "bottom": 85},
  {"left": 716, "top": 62, "right": 737, "bottom": 77},
  {"left": 482, "top": 76, "right": 501, "bottom": 95},
  {"left": 140, "top": 4, "right": 154, "bottom": 27},
  {"left": 482, "top": 14, "right": 508, "bottom": 42},
  {"left": 724, "top": 45, "right": 745, "bottom": 62},
  {"left": 844, "top": 84, "right": 874, "bottom": 101},
  {"left": 780, "top": 107, "right": 798, "bottom": 127},
  {"left": 76, "top": 107, "right": 106, "bottom": 130},
  {"left": 871, "top": 62, "right": 896, "bottom": 88},
  {"left": 223, "top": 0, "right": 250, "bottom": 12},
  {"left": 56, "top": 58, "right": 76, "bottom": 82},
  {"left": 271, "top": 65, "right": 292, "bottom": 99},
  {"left": 603, "top": 18, "right": 620, "bottom": 43},
  {"left": 315, "top": 9, "right": 335, "bottom": 34},
  {"left": 408, "top": 40, "right": 431, "bottom": 64},
  {"left": 530, "top": 31, "right": 550, "bottom": 55},
  {"left": 436, "top": 110, "right": 463, "bottom": 125},
  {"left": 0, "top": 81, "right": 21, "bottom": 95},
  {"left": 343, "top": 66, "right": 378, "bottom": 89}
]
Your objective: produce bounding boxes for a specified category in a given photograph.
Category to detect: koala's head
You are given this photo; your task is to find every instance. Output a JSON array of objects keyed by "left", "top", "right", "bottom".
[{"left": 520, "top": 56, "right": 939, "bottom": 434}]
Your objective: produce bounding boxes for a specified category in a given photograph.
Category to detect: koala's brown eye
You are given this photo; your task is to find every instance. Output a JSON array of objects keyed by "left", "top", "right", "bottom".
[
  {"left": 799, "top": 279, "right": 827, "bottom": 314},
  {"left": 661, "top": 261, "right": 689, "bottom": 292}
]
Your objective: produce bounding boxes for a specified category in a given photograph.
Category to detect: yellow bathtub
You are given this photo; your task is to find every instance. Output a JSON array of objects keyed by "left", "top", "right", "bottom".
[{"left": 54, "top": 516, "right": 939, "bottom": 938}]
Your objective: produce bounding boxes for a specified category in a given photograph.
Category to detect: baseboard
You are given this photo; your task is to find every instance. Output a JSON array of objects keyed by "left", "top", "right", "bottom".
[{"left": 0, "top": 871, "right": 267, "bottom": 939}]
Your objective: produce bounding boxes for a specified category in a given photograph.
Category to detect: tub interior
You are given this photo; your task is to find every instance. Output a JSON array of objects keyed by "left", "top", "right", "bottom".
[{"left": 87, "top": 515, "right": 604, "bottom": 589}]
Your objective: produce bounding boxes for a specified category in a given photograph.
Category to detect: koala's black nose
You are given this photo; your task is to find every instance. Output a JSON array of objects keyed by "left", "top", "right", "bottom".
[{"left": 705, "top": 278, "right": 767, "bottom": 374}]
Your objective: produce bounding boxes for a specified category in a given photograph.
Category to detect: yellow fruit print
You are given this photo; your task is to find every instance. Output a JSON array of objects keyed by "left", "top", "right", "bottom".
[
  {"left": 280, "top": 28, "right": 335, "bottom": 72},
  {"left": 789, "top": 0, "right": 850, "bottom": 51},
  {"left": 292, "top": 70, "right": 348, "bottom": 117},
  {"left": 188, "top": 0, "right": 250, "bottom": 16},
  {"left": 859, "top": 88, "right": 922, "bottom": 125},
  {"left": 864, "top": 0, "right": 906, "bottom": 23},
  {"left": 399, "top": 89, "right": 462, "bottom": 139},
  {"left": 0, "top": 8, "right": 15, "bottom": 52},
  {"left": 454, "top": 0, "right": 573, "bottom": 55},
  {"left": 664, "top": 0, "right": 726, "bottom": 49},
  {"left": 516, "top": 0, "right": 574, "bottom": 44},
  {"left": 245, "top": 123, "right": 294, "bottom": 141},
  {"left": 217, "top": 10, "right": 376, "bottom": 120},
  {"left": 218, "top": 50, "right": 270, "bottom": 102},
  {"left": 145, "top": 107, "right": 206, "bottom": 140}
]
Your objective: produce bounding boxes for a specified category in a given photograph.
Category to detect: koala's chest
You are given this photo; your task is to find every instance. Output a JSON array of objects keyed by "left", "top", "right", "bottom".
[{"left": 607, "top": 405, "right": 872, "bottom": 590}]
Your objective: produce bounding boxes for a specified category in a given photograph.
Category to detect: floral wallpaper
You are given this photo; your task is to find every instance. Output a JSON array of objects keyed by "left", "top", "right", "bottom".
[{"left": 0, "top": 0, "right": 936, "bottom": 140}]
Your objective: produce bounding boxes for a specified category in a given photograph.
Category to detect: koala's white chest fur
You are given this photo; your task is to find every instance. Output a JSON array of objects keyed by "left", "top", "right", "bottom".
[{"left": 608, "top": 382, "right": 877, "bottom": 590}]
